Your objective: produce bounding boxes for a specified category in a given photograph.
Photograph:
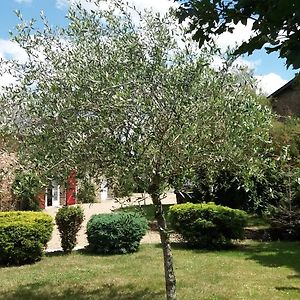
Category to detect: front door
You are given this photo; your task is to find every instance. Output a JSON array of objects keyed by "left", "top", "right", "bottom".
[
  {"left": 52, "top": 182, "right": 60, "bottom": 207},
  {"left": 46, "top": 186, "right": 53, "bottom": 207},
  {"left": 46, "top": 182, "right": 60, "bottom": 207}
]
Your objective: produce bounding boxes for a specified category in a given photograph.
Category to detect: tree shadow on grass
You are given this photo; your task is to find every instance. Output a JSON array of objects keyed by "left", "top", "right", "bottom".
[
  {"left": 241, "top": 241, "right": 300, "bottom": 292},
  {"left": 45, "top": 250, "right": 67, "bottom": 257},
  {"left": 276, "top": 286, "right": 300, "bottom": 292},
  {"left": 156, "top": 240, "right": 241, "bottom": 253},
  {"left": 0, "top": 282, "right": 164, "bottom": 300},
  {"left": 171, "top": 240, "right": 300, "bottom": 272},
  {"left": 243, "top": 241, "right": 300, "bottom": 274},
  {"left": 165, "top": 240, "right": 300, "bottom": 276},
  {"left": 45, "top": 248, "right": 112, "bottom": 258}
]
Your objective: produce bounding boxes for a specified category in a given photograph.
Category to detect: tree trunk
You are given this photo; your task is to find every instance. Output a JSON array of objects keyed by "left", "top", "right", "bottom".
[{"left": 152, "top": 193, "right": 177, "bottom": 300}]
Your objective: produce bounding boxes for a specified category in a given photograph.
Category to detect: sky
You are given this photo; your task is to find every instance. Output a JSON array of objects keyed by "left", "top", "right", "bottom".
[{"left": 0, "top": 0, "right": 297, "bottom": 95}]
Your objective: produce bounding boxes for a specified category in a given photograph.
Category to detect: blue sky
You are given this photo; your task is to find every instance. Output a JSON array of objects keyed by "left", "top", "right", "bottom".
[{"left": 0, "top": 0, "right": 297, "bottom": 95}]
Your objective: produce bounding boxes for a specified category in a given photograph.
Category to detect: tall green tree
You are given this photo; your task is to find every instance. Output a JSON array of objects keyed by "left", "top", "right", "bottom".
[
  {"left": 0, "top": 1, "right": 273, "bottom": 299},
  {"left": 177, "top": 0, "right": 300, "bottom": 69}
]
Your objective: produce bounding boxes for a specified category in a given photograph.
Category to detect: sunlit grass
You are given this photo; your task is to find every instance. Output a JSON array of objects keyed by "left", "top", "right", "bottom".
[{"left": 1, "top": 241, "right": 300, "bottom": 299}]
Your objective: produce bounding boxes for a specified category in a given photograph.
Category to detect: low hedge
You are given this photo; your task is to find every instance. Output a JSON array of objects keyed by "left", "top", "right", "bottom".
[
  {"left": 169, "top": 202, "right": 247, "bottom": 248},
  {"left": 0, "top": 211, "right": 53, "bottom": 265},
  {"left": 87, "top": 212, "right": 148, "bottom": 254}
]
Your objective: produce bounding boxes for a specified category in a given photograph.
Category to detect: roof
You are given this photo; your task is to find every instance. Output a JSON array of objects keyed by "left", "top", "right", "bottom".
[{"left": 268, "top": 78, "right": 295, "bottom": 98}]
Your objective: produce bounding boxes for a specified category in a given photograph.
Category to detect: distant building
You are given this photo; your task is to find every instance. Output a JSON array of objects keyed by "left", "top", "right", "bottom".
[
  {"left": 269, "top": 78, "right": 300, "bottom": 117},
  {"left": 38, "top": 172, "right": 110, "bottom": 209}
]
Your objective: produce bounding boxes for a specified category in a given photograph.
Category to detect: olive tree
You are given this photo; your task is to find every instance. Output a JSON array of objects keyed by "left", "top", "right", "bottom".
[{"left": 0, "top": 1, "right": 273, "bottom": 299}]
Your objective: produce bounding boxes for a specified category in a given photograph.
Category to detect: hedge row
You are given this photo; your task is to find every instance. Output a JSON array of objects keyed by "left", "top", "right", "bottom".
[{"left": 0, "top": 211, "right": 53, "bottom": 265}]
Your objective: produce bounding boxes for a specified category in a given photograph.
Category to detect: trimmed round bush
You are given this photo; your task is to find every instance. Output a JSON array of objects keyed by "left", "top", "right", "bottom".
[
  {"left": 169, "top": 202, "right": 247, "bottom": 248},
  {"left": 87, "top": 212, "right": 148, "bottom": 254},
  {"left": 0, "top": 211, "right": 53, "bottom": 265},
  {"left": 55, "top": 205, "right": 84, "bottom": 253}
]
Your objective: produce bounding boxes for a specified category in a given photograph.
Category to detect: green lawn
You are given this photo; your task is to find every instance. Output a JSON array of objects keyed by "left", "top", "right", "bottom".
[{"left": 1, "top": 241, "right": 300, "bottom": 300}]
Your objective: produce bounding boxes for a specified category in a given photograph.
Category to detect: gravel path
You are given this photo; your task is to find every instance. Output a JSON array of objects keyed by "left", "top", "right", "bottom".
[{"left": 45, "top": 193, "right": 176, "bottom": 252}]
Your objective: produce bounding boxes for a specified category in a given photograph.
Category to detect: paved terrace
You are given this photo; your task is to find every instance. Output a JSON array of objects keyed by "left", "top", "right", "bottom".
[{"left": 45, "top": 193, "right": 177, "bottom": 252}]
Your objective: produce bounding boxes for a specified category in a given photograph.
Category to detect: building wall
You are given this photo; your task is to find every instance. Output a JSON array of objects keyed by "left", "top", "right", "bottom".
[{"left": 271, "top": 84, "right": 300, "bottom": 117}]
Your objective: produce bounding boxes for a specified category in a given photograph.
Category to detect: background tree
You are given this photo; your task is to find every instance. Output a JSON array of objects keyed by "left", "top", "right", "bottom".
[
  {"left": 177, "top": 0, "right": 300, "bottom": 69},
  {"left": 0, "top": 1, "right": 273, "bottom": 299}
]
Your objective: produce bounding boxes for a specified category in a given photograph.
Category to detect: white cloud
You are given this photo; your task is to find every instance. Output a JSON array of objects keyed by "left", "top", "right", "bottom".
[
  {"left": 215, "top": 20, "right": 254, "bottom": 52},
  {"left": 15, "top": 0, "right": 32, "bottom": 3},
  {"left": 233, "top": 57, "right": 261, "bottom": 70},
  {"left": 210, "top": 55, "right": 260, "bottom": 72},
  {"left": 0, "top": 40, "right": 28, "bottom": 89},
  {"left": 56, "top": 0, "right": 68, "bottom": 9},
  {"left": 255, "top": 73, "right": 288, "bottom": 96},
  {"left": 126, "top": 0, "right": 174, "bottom": 15},
  {"left": 56, "top": 0, "right": 174, "bottom": 15},
  {"left": 0, "top": 73, "right": 17, "bottom": 89},
  {"left": 56, "top": 0, "right": 97, "bottom": 10},
  {"left": 0, "top": 39, "right": 28, "bottom": 63}
]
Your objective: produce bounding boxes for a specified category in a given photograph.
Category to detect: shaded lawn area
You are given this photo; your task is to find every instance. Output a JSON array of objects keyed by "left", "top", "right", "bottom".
[{"left": 1, "top": 241, "right": 300, "bottom": 300}]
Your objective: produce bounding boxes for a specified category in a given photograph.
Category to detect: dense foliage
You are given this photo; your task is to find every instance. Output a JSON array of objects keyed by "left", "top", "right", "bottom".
[
  {"left": 268, "top": 200, "right": 300, "bottom": 241},
  {"left": 266, "top": 160, "right": 300, "bottom": 241},
  {"left": 77, "top": 180, "right": 96, "bottom": 204},
  {"left": 179, "top": 117, "right": 300, "bottom": 214},
  {"left": 186, "top": 167, "right": 285, "bottom": 214},
  {"left": 0, "top": 211, "right": 53, "bottom": 265},
  {"left": 11, "top": 171, "right": 43, "bottom": 211},
  {"left": 177, "top": 0, "right": 300, "bottom": 69},
  {"left": 86, "top": 212, "right": 148, "bottom": 254},
  {"left": 55, "top": 205, "right": 84, "bottom": 253},
  {"left": 169, "top": 203, "right": 247, "bottom": 248},
  {"left": 271, "top": 118, "right": 300, "bottom": 160}
]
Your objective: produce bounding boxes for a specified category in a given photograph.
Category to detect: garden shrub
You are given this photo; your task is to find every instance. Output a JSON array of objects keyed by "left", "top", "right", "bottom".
[
  {"left": 87, "top": 212, "right": 148, "bottom": 254},
  {"left": 55, "top": 205, "right": 84, "bottom": 253},
  {"left": 169, "top": 202, "right": 248, "bottom": 248},
  {"left": 267, "top": 189, "right": 300, "bottom": 241},
  {"left": 77, "top": 180, "right": 96, "bottom": 203},
  {"left": 0, "top": 211, "right": 53, "bottom": 265},
  {"left": 189, "top": 168, "right": 285, "bottom": 214},
  {"left": 12, "top": 171, "right": 43, "bottom": 211}
]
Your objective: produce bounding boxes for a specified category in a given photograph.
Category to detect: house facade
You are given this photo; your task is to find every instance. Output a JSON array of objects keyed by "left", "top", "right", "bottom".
[
  {"left": 38, "top": 171, "right": 76, "bottom": 209},
  {"left": 38, "top": 172, "right": 110, "bottom": 209},
  {"left": 269, "top": 78, "right": 300, "bottom": 117}
]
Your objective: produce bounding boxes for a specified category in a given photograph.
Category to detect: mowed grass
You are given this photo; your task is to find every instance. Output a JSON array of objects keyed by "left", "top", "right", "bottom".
[{"left": 1, "top": 241, "right": 300, "bottom": 300}]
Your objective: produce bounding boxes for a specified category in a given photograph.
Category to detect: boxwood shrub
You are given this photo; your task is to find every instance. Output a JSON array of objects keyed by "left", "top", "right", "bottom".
[
  {"left": 0, "top": 211, "right": 53, "bottom": 265},
  {"left": 169, "top": 202, "right": 247, "bottom": 248},
  {"left": 55, "top": 205, "right": 84, "bottom": 253},
  {"left": 87, "top": 212, "right": 148, "bottom": 254}
]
